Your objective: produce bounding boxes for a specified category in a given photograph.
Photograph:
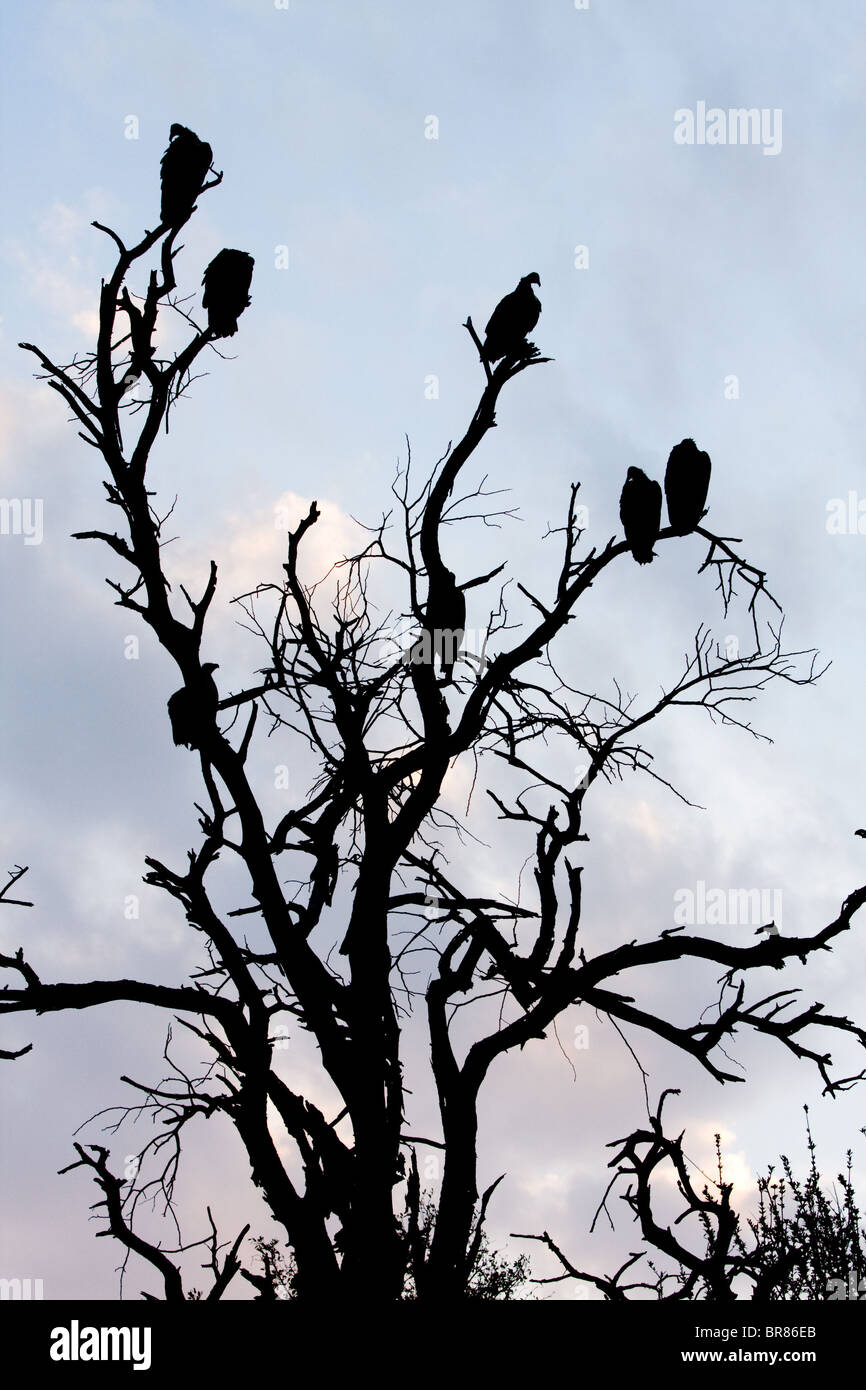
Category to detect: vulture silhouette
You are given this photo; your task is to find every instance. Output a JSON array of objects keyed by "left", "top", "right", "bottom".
[
  {"left": 664, "top": 438, "right": 711, "bottom": 535},
  {"left": 160, "top": 124, "right": 213, "bottom": 226},
  {"left": 482, "top": 273, "right": 541, "bottom": 364},
  {"left": 620, "top": 467, "right": 662, "bottom": 565},
  {"left": 202, "top": 250, "right": 255, "bottom": 338},
  {"left": 424, "top": 568, "right": 466, "bottom": 684},
  {"left": 167, "top": 663, "right": 220, "bottom": 750}
]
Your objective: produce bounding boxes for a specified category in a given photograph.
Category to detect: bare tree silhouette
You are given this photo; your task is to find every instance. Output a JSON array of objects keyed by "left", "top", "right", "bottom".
[
  {"left": 515, "top": 1092, "right": 866, "bottom": 1301},
  {"left": 6, "top": 129, "right": 866, "bottom": 1302},
  {"left": 0, "top": 866, "right": 34, "bottom": 1063}
]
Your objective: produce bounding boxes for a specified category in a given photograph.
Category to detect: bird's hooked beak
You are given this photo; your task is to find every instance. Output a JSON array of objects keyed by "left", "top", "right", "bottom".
[
  {"left": 527, "top": 272, "right": 541, "bottom": 287},
  {"left": 202, "top": 662, "right": 220, "bottom": 674}
]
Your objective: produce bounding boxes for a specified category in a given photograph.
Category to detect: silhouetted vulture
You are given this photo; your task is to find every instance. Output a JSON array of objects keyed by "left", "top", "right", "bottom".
[
  {"left": 620, "top": 467, "right": 662, "bottom": 565},
  {"left": 167, "top": 663, "right": 219, "bottom": 750},
  {"left": 202, "top": 250, "right": 255, "bottom": 337},
  {"left": 424, "top": 568, "right": 466, "bottom": 683},
  {"left": 407, "top": 569, "right": 466, "bottom": 683},
  {"left": 482, "top": 273, "right": 541, "bottom": 364},
  {"left": 664, "top": 438, "right": 711, "bottom": 535},
  {"left": 160, "top": 124, "right": 213, "bottom": 226}
]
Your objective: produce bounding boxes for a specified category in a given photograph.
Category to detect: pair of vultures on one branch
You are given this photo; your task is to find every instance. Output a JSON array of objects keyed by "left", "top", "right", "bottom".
[{"left": 620, "top": 438, "right": 712, "bottom": 564}]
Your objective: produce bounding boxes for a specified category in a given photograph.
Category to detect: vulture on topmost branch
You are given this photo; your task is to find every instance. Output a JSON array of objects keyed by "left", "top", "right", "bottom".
[
  {"left": 167, "top": 663, "right": 220, "bottom": 751},
  {"left": 664, "top": 437, "right": 712, "bottom": 535},
  {"left": 620, "top": 466, "right": 663, "bottom": 565},
  {"left": 482, "top": 273, "right": 542, "bottom": 364},
  {"left": 202, "top": 250, "right": 255, "bottom": 338},
  {"left": 159, "top": 124, "right": 213, "bottom": 226}
]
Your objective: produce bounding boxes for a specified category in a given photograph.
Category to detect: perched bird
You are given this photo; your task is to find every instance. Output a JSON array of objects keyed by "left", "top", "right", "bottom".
[
  {"left": 755, "top": 922, "right": 780, "bottom": 937},
  {"left": 408, "top": 568, "right": 466, "bottom": 683},
  {"left": 664, "top": 438, "right": 711, "bottom": 535},
  {"left": 160, "top": 124, "right": 213, "bottom": 226},
  {"left": 482, "top": 273, "right": 541, "bottom": 364},
  {"left": 167, "top": 663, "right": 220, "bottom": 750},
  {"left": 425, "top": 568, "right": 466, "bottom": 684},
  {"left": 620, "top": 467, "right": 663, "bottom": 565},
  {"left": 202, "top": 250, "right": 255, "bottom": 337}
]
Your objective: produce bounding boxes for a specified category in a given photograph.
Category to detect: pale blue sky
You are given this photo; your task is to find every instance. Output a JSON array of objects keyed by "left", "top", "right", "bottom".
[{"left": 2, "top": 0, "right": 866, "bottom": 1298}]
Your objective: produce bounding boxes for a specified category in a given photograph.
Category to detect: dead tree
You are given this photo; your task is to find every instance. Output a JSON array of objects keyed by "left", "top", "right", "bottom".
[
  {"left": 5, "top": 130, "right": 866, "bottom": 1302},
  {"left": 515, "top": 1089, "right": 866, "bottom": 1300},
  {"left": 0, "top": 866, "right": 34, "bottom": 1062}
]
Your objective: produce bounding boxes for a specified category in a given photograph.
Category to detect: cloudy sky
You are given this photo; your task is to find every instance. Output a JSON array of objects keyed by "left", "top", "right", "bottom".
[{"left": 2, "top": 0, "right": 866, "bottom": 1300}]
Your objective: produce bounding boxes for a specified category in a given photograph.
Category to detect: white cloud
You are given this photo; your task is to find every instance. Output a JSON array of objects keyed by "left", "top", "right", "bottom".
[{"left": 165, "top": 489, "right": 366, "bottom": 663}]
